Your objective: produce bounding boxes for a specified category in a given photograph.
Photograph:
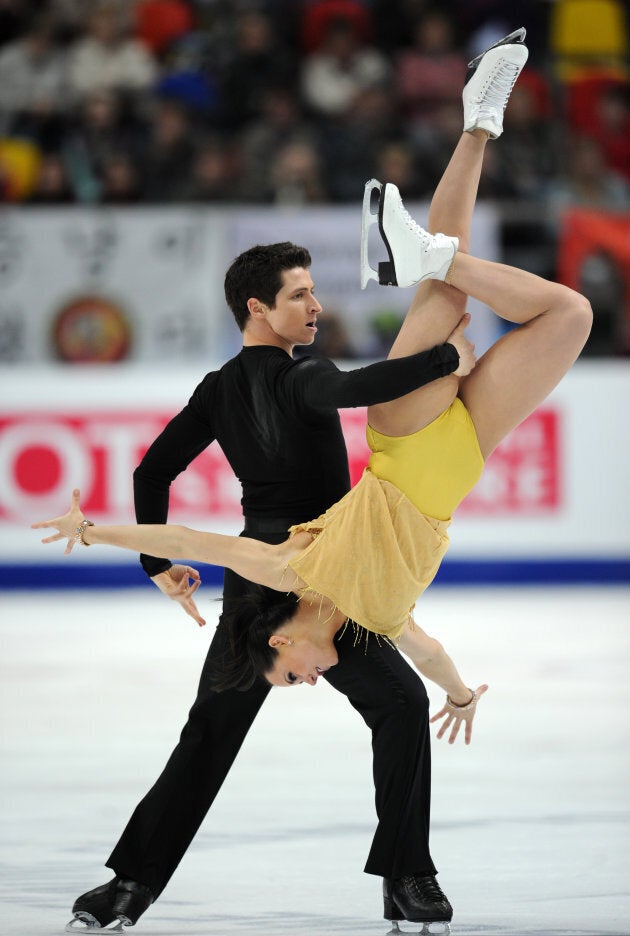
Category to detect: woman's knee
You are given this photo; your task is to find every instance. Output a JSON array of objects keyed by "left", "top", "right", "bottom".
[{"left": 567, "top": 291, "right": 593, "bottom": 343}]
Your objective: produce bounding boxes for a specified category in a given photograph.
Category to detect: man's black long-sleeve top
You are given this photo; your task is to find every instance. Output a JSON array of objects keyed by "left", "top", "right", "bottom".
[{"left": 135, "top": 343, "right": 459, "bottom": 576}]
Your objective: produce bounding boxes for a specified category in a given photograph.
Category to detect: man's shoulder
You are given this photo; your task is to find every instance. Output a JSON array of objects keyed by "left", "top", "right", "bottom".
[
  {"left": 188, "top": 366, "right": 222, "bottom": 406},
  {"left": 214, "top": 347, "right": 337, "bottom": 388},
  {"left": 292, "top": 354, "right": 335, "bottom": 371},
  {"left": 237, "top": 346, "right": 331, "bottom": 373},
  {"left": 203, "top": 348, "right": 294, "bottom": 388}
]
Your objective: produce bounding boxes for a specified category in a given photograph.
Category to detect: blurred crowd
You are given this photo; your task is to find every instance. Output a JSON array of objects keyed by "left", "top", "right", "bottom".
[{"left": 0, "top": 0, "right": 628, "bottom": 208}]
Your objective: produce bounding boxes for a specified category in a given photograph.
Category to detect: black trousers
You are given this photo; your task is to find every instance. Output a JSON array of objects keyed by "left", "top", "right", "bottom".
[{"left": 106, "top": 528, "right": 436, "bottom": 898}]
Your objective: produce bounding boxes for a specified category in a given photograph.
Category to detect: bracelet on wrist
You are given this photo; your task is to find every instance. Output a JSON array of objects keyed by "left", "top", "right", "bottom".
[
  {"left": 74, "top": 519, "right": 95, "bottom": 546},
  {"left": 446, "top": 688, "right": 477, "bottom": 711}
]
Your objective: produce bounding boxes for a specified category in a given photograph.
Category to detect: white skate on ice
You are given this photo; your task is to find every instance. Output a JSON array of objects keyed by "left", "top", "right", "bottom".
[{"left": 360, "top": 179, "right": 458, "bottom": 289}]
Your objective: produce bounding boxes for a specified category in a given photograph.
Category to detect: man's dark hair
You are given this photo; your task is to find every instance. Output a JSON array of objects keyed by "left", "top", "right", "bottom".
[
  {"left": 210, "top": 589, "right": 300, "bottom": 692},
  {"left": 224, "top": 242, "right": 312, "bottom": 331}
]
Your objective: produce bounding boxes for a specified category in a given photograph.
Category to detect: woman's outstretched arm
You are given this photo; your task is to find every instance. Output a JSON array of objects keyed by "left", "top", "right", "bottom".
[
  {"left": 398, "top": 622, "right": 488, "bottom": 745},
  {"left": 32, "top": 489, "right": 287, "bottom": 591}
]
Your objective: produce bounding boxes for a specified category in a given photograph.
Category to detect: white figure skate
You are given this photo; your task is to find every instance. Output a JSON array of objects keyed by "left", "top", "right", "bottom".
[
  {"left": 463, "top": 27, "right": 529, "bottom": 139},
  {"left": 361, "top": 179, "right": 458, "bottom": 289}
]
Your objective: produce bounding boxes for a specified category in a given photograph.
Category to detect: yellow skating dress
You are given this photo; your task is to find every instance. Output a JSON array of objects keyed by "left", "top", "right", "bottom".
[{"left": 286, "top": 398, "right": 484, "bottom": 641}]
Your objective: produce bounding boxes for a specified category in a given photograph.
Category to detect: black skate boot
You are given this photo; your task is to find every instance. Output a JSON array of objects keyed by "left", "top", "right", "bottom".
[
  {"left": 66, "top": 878, "right": 123, "bottom": 932},
  {"left": 383, "top": 874, "right": 453, "bottom": 935},
  {"left": 112, "top": 878, "right": 154, "bottom": 926}
]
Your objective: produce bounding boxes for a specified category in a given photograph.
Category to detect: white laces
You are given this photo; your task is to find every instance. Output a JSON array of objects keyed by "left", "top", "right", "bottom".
[
  {"left": 398, "top": 201, "right": 434, "bottom": 253},
  {"left": 473, "top": 58, "right": 521, "bottom": 114}
]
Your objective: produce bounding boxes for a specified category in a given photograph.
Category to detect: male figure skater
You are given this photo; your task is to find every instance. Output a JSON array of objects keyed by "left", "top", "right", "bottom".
[{"left": 68, "top": 31, "right": 529, "bottom": 934}]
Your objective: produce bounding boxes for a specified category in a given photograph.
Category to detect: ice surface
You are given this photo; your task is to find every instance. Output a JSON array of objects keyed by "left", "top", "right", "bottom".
[{"left": 1, "top": 587, "right": 629, "bottom": 936}]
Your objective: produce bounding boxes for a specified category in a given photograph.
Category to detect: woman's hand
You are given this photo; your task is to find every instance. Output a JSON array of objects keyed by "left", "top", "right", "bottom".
[
  {"left": 430, "top": 683, "right": 488, "bottom": 745},
  {"left": 31, "top": 488, "right": 86, "bottom": 555},
  {"left": 152, "top": 566, "right": 206, "bottom": 627}
]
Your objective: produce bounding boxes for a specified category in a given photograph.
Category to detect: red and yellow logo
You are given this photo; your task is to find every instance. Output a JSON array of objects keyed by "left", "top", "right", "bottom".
[{"left": 52, "top": 295, "right": 132, "bottom": 362}]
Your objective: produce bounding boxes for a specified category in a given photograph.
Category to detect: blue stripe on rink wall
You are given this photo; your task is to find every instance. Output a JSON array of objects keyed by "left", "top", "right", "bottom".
[{"left": 1, "top": 559, "right": 629, "bottom": 591}]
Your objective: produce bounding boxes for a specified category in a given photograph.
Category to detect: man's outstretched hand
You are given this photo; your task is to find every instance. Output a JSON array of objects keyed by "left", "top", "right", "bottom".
[{"left": 152, "top": 565, "right": 206, "bottom": 627}]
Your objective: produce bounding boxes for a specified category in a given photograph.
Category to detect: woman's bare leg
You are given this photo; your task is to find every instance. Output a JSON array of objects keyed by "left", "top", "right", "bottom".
[
  {"left": 368, "top": 131, "right": 488, "bottom": 437},
  {"left": 447, "top": 255, "right": 592, "bottom": 458}
]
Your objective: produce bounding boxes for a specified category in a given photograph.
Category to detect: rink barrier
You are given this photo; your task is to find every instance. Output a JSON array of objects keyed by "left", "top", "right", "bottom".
[
  {"left": 3, "top": 366, "right": 629, "bottom": 583},
  {"left": 2, "top": 558, "right": 629, "bottom": 591}
]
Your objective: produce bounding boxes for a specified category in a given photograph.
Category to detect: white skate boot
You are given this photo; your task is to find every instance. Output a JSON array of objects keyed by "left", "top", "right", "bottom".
[
  {"left": 360, "top": 179, "right": 458, "bottom": 289},
  {"left": 463, "top": 27, "right": 529, "bottom": 139}
]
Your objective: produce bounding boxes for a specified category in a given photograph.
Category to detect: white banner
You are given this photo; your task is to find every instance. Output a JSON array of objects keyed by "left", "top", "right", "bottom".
[
  {"left": 0, "top": 208, "right": 227, "bottom": 364},
  {"left": 0, "top": 204, "right": 501, "bottom": 366}
]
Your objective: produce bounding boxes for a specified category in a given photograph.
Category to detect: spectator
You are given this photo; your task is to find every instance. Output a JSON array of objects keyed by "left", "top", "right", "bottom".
[
  {"left": 219, "top": 10, "right": 297, "bottom": 130},
  {"left": 0, "top": 15, "right": 68, "bottom": 139},
  {"left": 494, "top": 71, "right": 559, "bottom": 200},
  {"left": 301, "top": 13, "right": 389, "bottom": 118},
  {"left": 413, "top": 100, "right": 466, "bottom": 193},
  {"left": 100, "top": 151, "right": 142, "bottom": 203},
  {"left": 374, "top": 138, "right": 428, "bottom": 200},
  {"left": 549, "top": 135, "right": 630, "bottom": 210},
  {"left": 475, "top": 142, "right": 520, "bottom": 200},
  {"left": 590, "top": 82, "right": 630, "bottom": 183},
  {"left": 320, "top": 84, "right": 405, "bottom": 201},
  {"left": 47, "top": 0, "right": 101, "bottom": 42},
  {"left": 27, "top": 151, "right": 76, "bottom": 203},
  {"left": 268, "top": 139, "right": 329, "bottom": 205},
  {"left": 66, "top": 3, "right": 157, "bottom": 103},
  {"left": 393, "top": 9, "right": 467, "bottom": 131},
  {"left": 238, "top": 86, "right": 318, "bottom": 201},
  {"left": 153, "top": 30, "right": 220, "bottom": 123},
  {"left": 181, "top": 135, "right": 239, "bottom": 202},
  {"left": 139, "top": 97, "right": 196, "bottom": 201},
  {"left": 63, "top": 88, "right": 145, "bottom": 202}
]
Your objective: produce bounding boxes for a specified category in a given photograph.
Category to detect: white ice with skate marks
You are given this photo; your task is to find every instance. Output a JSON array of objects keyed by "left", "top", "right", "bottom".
[{"left": 1, "top": 587, "right": 629, "bottom": 936}]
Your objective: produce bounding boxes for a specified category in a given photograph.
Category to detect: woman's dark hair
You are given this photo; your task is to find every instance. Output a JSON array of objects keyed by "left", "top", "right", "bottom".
[
  {"left": 210, "top": 588, "right": 300, "bottom": 692},
  {"left": 224, "top": 242, "right": 312, "bottom": 332}
]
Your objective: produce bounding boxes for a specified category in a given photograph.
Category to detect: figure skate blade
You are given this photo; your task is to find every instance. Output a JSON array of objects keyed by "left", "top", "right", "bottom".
[
  {"left": 361, "top": 178, "right": 383, "bottom": 289},
  {"left": 467, "top": 26, "right": 526, "bottom": 70},
  {"left": 65, "top": 919, "right": 124, "bottom": 933},
  {"left": 386, "top": 921, "right": 451, "bottom": 936}
]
